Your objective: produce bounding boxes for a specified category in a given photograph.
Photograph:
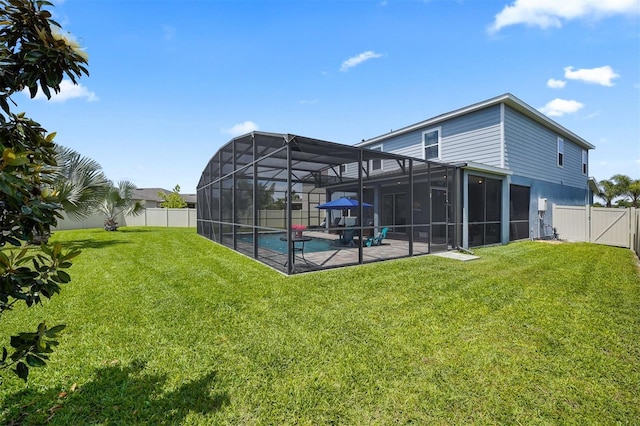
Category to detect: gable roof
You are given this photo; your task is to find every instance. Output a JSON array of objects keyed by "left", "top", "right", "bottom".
[
  {"left": 133, "top": 188, "right": 196, "bottom": 204},
  {"left": 357, "top": 93, "right": 595, "bottom": 150},
  {"left": 132, "top": 188, "right": 170, "bottom": 202}
]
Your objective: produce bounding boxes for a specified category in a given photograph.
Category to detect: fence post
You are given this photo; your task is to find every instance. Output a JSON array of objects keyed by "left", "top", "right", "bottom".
[{"left": 586, "top": 204, "right": 591, "bottom": 243}]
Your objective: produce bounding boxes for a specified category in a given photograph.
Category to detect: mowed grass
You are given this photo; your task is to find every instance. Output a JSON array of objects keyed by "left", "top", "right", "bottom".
[{"left": 0, "top": 227, "right": 639, "bottom": 425}]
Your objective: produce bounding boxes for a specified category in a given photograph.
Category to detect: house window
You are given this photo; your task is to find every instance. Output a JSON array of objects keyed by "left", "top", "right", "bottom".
[
  {"left": 423, "top": 128, "right": 440, "bottom": 160},
  {"left": 582, "top": 150, "right": 587, "bottom": 175},
  {"left": 340, "top": 164, "right": 346, "bottom": 174},
  {"left": 557, "top": 137, "right": 564, "bottom": 167},
  {"left": 371, "top": 146, "right": 382, "bottom": 171}
]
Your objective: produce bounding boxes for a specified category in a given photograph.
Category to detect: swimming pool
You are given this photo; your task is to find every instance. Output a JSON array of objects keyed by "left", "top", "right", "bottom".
[{"left": 237, "top": 233, "right": 338, "bottom": 254}]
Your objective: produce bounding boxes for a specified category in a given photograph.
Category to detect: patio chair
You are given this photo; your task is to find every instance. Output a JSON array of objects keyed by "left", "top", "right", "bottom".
[
  {"left": 337, "top": 228, "right": 356, "bottom": 247},
  {"left": 365, "top": 227, "right": 388, "bottom": 247}
]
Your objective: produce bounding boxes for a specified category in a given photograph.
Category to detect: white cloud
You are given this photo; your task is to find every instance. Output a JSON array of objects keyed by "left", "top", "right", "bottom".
[
  {"left": 583, "top": 110, "right": 601, "bottom": 119},
  {"left": 222, "top": 121, "right": 259, "bottom": 137},
  {"left": 340, "top": 51, "right": 383, "bottom": 72},
  {"left": 489, "top": 0, "right": 640, "bottom": 33},
  {"left": 564, "top": 65, "right": 620, "bottom": 86},
  {"left": 539, "top": 98, "right": 584, "bottom": 116},
  {"left": 547, "top": 78, "right": 566, "bottom": 88},
  {"left": 26, "top": 79, "right": 98, "bottom": 103}
]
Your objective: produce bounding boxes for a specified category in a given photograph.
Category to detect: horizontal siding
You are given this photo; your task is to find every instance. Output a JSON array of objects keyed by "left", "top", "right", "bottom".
[
  {"left": 510, "top": 175, "right": 591, "bottom": 239},
  {"left": 441, "top": 105, "right": 502, "bottom": 167},
  {"left": 368, "top": 105, "right": 502, "bottom": 166},
  {"left": 504, "top": 106, "right": 586, "bottom": 188},
  {"left": 377, "top": 131, "right": 423, "bottom": 158}
]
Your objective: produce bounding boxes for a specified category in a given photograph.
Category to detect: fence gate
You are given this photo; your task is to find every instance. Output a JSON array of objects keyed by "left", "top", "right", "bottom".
[{"left": 553, "top": 205, "right": 635, "bottom": 249}]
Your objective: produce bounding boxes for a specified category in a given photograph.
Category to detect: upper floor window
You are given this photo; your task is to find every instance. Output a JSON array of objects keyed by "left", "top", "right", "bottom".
[
  {"left": 423, "top": 128, "right": 440, "bottom": 160},
  {"left": 371, "top": 146, "right": 382, "bottom": 171},
  {"left": 340, "top": 164, "right": 346, "bottom": 174},
  {"left": 582, "top": 149, "right": 587, "bottom": 175},
  {"left": 557, "top": 137, "right": 564, "bottom": 167}
]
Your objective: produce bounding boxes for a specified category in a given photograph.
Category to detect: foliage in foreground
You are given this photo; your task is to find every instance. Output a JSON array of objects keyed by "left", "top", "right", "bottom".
[
  {"left": 0, "top": 0, "right": 87, "bottom": 383},
  {"left": 0, "top": 228, "right": 638, "bottom": 424}
]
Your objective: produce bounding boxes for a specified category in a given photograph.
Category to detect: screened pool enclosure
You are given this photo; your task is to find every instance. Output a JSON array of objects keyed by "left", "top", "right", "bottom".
[{"left": 197, "top": 132, "right": 461, "bottom": 274}]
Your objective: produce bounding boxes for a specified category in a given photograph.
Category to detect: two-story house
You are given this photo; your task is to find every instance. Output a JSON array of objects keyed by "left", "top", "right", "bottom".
[{"left": 356, "top": 93, "right": 597, "bottom": 247}]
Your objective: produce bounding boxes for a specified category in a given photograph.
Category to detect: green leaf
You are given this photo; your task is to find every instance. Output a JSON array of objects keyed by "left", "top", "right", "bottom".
[
  {"left": 15, "top": 361, "right": 29, "bottom": 381},
  {"left": 26, "top": 353, "right": 46, "bottom": 367},
  {"left": 56, "top": 270, "right": 70, "bottom": 283},
  {"left": 0, "top": 251, "right": 9, "bottom": 268},
  {"left": 36, "top": 338, "right": 47, "bottom": 352},
  {"left": 2, "top": 148, "right": 29, "bottom": 166},
  {"left": 45, "top": 324, "right": 66, "bottom": 338}
]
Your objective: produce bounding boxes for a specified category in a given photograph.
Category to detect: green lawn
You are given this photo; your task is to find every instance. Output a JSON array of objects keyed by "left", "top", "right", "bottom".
[{"left": 1, "top": 227, "right": 639, "bottom": 425}]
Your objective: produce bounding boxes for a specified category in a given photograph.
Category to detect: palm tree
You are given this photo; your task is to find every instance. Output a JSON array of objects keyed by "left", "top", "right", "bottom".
[
  {"left": 628, "top": 179, "right": 640, "bottom": 208},
  {"left": 597, "top": 179, "right": 618, "bottom": 208},
  {"left": 96, "top": 180, "right": 145, "bottom": 231},
  {"left": 51, "top": 146, "right": 109, "bottom": 220},
  {"left": 612, "top": 174, "right": 639, "bottom": 208}
]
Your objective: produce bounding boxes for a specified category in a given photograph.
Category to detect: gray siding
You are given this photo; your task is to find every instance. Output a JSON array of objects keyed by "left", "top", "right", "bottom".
[
  {"left": 364, "top": 105, "right": 502, "bottom": 167},
  {"left": 377, "top": 131, "right": 424, "bottom": 159},
  {"left": 441, "top": 105, "right": 502, "bottom": 167},
  {"left": 504, "top": 106, "right": 586, "bottom": 188},
  {"left": 510, "top": 175, "right": 591, "bottom": 239}
]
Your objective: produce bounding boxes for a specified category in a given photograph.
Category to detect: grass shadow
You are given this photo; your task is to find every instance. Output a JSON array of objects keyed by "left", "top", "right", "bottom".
[
  {"left": 55, "top": 239, "right": 131, "bottom": 250},
  {"left": 1, "top": 360, "right": 229, "bottom": 425}
]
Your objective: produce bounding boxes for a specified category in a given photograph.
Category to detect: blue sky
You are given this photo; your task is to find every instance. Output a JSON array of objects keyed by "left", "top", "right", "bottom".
[{"left": 17, "top": 0, "right": 640, "bottom": 194}]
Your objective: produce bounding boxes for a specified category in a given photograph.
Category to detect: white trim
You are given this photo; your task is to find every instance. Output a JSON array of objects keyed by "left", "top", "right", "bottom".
[
  {"left": 462, "top": 161, "right": 513, "bottom": 176},
  {"left": 370, "top": 145, "right": 383, "bottom": 171},
  {"left": 422, "top": 127, "right": 441, "bottom": 161},
  {"left": 499, "top": 103, "right": 505, "bottom": 168},
  {"left": 357, "top": 93, "right": 595, "bottom": 151},
  {"left": 557, "top": 137, "right": 564, "bottom": 168}
]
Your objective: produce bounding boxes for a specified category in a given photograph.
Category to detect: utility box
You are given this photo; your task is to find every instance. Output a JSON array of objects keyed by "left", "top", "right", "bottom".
[{"left": 538, "top": 198, "right": 548, "bottom": 212}]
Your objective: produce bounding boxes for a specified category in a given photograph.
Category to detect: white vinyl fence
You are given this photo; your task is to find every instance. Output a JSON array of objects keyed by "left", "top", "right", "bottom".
[
  {"left": 53, "top": 208, "right": 318, "bottom": 231},
  {"left": 53, "top": 208, "right": 197, "bottom": 230},
  {"left": 553, "top": 205, "right": 639, "bottom": 256}
]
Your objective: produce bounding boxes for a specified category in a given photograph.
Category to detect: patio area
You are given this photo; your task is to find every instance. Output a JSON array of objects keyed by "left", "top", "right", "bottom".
[
  {"left": 197, "top": 132, "right": 461, "bottom": 274},
  {"left": 234, "top": 229, "right": 434, "bottom": 273}
]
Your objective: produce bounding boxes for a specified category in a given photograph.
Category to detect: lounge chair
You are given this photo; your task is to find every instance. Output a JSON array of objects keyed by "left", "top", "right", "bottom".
[{"left": 365, "top": 227, "right": 388, "bottom": 247}]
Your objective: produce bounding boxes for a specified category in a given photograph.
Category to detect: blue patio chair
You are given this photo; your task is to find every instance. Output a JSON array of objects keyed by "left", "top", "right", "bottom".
[{"left": 365, "top": 227, "right": 388, "bottom": 247}]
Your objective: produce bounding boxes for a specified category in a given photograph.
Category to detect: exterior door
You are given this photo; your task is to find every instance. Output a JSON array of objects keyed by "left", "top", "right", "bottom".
[
  {"left": 382, "top": 193, "right": 407, "bottom": 232},
  {"left": 431, "top": 187, "right": 448, "bottom": 250}
]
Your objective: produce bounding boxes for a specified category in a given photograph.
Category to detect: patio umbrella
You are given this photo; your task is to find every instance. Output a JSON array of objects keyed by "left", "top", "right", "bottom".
[
  {"left": 316, "top": 197, "right": 373, "bottom": 229},
  {"left": 315, "top": 197, "right": 372, "bottom": 209}
]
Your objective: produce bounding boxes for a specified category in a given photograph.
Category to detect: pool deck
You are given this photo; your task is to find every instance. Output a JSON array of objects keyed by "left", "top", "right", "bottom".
[{"left": 240, "top": 230, "right": 447, "bottom": 273}]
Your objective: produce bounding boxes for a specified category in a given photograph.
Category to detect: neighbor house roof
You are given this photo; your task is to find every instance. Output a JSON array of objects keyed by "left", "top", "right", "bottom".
[
  {"left": 356, "top": 93, "right": 595, "bottom": 151},
  {"left": 133, "top": 188, "right": 196, "bottom": 205},
  {"left": 132, "top": 188, "right": 169, "bottom": 203}
]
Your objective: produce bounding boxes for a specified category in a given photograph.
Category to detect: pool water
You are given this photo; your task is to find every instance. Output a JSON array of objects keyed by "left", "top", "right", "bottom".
[{"left": 237, "top": 233, "right": 338, "bottom": 254}]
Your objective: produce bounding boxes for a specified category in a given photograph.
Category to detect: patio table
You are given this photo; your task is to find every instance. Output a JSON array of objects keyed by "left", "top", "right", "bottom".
[{"left": 280, "top": 235, "right": 312, "bottom": 266}]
